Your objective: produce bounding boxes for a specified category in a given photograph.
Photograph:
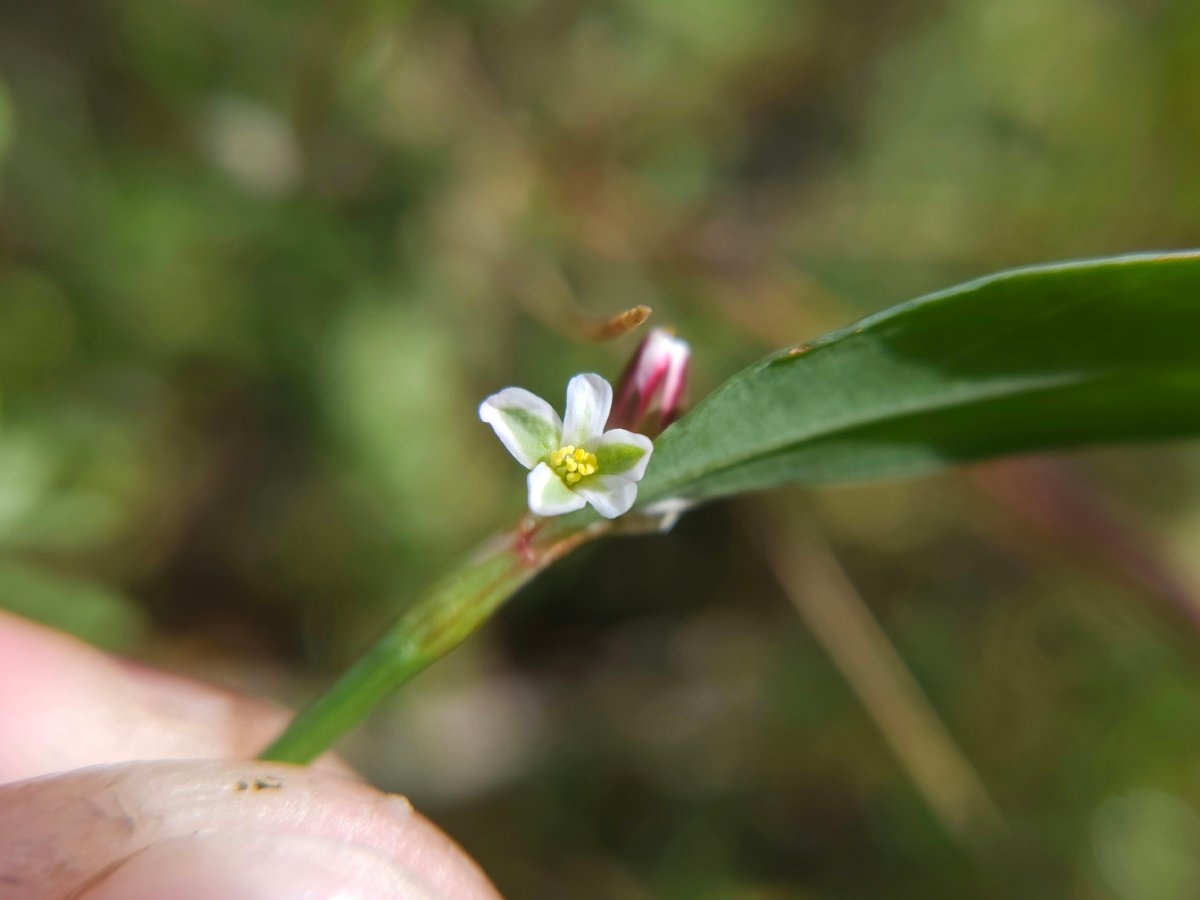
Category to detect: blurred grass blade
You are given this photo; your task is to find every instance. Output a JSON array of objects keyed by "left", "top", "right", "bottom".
[
  {"left": 639, "top": 252, "right": 1200, "bottom": 506},
  {"left": 759, "top": 504, "right": 1003, "bottom": 844}
]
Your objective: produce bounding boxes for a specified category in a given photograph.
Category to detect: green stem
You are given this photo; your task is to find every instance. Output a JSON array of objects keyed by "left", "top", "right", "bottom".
[{"left": 258, "top": 516, "right": 603, "bottom": 764}]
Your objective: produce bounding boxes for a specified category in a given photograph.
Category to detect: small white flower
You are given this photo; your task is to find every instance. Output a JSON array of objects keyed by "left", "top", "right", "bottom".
[{"left": 479, "top": 373, "right": 654, "bottom": 519}]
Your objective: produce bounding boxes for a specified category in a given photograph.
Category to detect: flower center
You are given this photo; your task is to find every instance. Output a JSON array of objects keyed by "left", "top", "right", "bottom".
[{"left": 549, "top": 444, "right": 599, "bottom": 486}]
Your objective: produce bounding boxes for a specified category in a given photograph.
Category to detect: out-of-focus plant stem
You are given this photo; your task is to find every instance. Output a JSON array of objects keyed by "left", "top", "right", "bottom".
[
  {"left": 259, "top": 515, "right": 605, "bottom": 764},
  {"left": 758, "top": 499, "right": 1005, "bottom": 845}
]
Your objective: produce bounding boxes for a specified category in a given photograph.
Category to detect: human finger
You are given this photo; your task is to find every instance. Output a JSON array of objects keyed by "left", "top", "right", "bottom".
[
  {"left": 0, "top": 759, "right": 500, "bottom": 899},
  {"left": 0, "top": 610, "right": 324, "bottom": 781}
]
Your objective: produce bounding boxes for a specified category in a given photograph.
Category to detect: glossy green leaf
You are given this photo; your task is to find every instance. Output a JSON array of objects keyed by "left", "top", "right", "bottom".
[{"left": 639, "top": 252, "right": 1200, "bottom": 505}]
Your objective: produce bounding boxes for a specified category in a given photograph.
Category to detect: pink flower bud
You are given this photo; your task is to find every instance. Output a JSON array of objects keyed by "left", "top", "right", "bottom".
[{"left": 610, "top": 328, "right": 691, "bottom": 433}]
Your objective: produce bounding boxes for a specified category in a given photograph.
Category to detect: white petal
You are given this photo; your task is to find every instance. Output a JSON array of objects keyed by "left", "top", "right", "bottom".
[
  {"left": 527, "top": 462, "right": 587, "bottom": 516},
  {"left": 561, "top": 373, "right": 612, "bottom": 448},
  {"left": 479, "top": 388, "right": 563, "bottom": 469},
  {"left": 574, "top": 474, "right": 638, "bottom": 519},
  {"left": 595, "top": 429, "right": 653, "bottom": 482}
]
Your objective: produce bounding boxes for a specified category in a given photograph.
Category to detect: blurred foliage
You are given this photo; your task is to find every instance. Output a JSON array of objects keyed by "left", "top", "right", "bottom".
[
  {"left": 4, "top": 0, "right": 1200, "bottom": 896},
  {"left": 0, "top": 559, "right": 144, "bottom": 650}
]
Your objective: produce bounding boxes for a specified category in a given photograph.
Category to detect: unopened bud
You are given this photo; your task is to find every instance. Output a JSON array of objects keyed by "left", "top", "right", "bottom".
[{"left": 610, "top": 328, "right": 691, "bottom": 433}]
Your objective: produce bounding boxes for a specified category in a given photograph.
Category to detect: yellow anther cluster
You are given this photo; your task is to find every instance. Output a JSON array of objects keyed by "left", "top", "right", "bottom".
[{"left": 550, "top": 445, "right": 599, "bottom": 485}]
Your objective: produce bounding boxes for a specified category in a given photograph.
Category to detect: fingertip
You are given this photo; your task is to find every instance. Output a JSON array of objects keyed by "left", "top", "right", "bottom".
[
  {"left": 0, "top": 610, "right": 308, "bottom": 779},
  {"left": 75, "top": 833, "right": 442, "bottom": 900},
  {"left": 0, "top": 761, "right": 501, "bottom": 900}
]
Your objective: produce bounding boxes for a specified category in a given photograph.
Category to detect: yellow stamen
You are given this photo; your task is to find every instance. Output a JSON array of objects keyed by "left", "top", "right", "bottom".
[{"left": 550, "top": 444, "right": 599, "bottom": 486}]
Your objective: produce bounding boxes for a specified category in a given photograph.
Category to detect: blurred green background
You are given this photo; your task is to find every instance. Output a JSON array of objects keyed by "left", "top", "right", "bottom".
[{"left": 5, "top": 0, "right": 1200, "bottom": 896}]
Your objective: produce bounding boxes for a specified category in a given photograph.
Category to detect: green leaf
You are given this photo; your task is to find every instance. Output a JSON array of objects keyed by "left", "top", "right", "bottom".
[{"left": 639, "top": 252, "right": 1200, "bottom": 505}]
